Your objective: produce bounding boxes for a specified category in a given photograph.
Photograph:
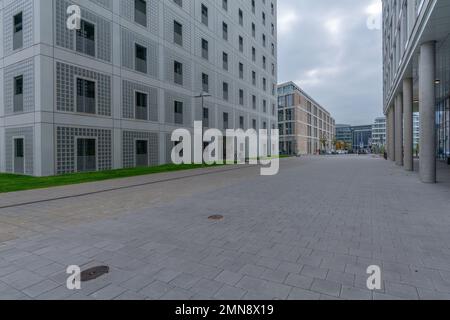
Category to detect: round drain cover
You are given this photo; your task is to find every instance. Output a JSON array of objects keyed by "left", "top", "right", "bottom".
[
  {"left": 81, "top": 266, "right": 109, "bottom": 282},
  {"left": 208, "top": 215, "right": 224, "bottom": 221}
]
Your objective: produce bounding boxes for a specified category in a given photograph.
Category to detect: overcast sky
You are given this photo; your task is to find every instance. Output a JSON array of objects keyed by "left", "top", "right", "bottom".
[{"left": 277, "top": 0, "right": 383, "bottom": 125}]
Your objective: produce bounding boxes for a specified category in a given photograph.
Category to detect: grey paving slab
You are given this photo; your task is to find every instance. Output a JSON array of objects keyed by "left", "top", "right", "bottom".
[
  {"left": 288, "top": 288, "right": 321, "bottom": 300},
  {"left": 90, "top": 284, "right": 127, "bottom": 300},
  {"left": 214, "top": 285, "right": 247, "bottom": 300},
  {"left": 0, "top": 156, "right": 450, "bottom": 300},
  {"left": 340, "top": 285, "right": 373, "bottom": 300},
  {"left": 214, "top": 270, "right": 243, "bottom": 286},
  {"left": 310, "top": 279, "right": 342, "bottom": 297},
  {"left": 284, "top": 273, "right": 314, "bottom": 290},
  {"left": 22, "top": 279, "right": 60, "bottom": 298}
]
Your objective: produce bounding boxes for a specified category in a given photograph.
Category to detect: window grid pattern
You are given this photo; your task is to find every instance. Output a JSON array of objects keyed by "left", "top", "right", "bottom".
[
  {"left": 123, "top": 131, "right": 159, "bottom": 168},
  {"left": 122, "top": 80, "right": 158, "bottom": 121},
  {"left": 165, "top": 91, "right": 191, "bottom": 125},
  {"left": 2, "top": 0, "right": 33, "bottom": 55},
  {"left": 56, "top": 0, "right": 112, "bottom": 62},
  {"left": 194, "top": 101, "right": 216, "bottom": 127},
  {"left": 121, "top": 28, "right": 158, "bottom": 78},
  {"left": 89, "top": 0, "right": 113, "bottom": 10},
  {"left": 164, "top": 48, "right": 192, "bottom": 90},
  {"left": 4, "top": 127, "right": 34, "bottom": 175},
  {"left": 120, "top": 0, "right": 159, "bottom": 35},
  {"left": 56, "top": 62, "right": 111, "bottom": 116},
  {"left": 56, "top": 127, "right": 112, "bottom": 174},
  {"left": 164, "top": 6, "right": 192, "bottom": 52},
  {"left": 3, "top": 58, "right": 34, "bottom": 115}
]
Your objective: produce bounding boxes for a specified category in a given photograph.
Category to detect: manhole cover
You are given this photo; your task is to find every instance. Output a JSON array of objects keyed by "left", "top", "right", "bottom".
[
  {"left": 81, "top": 266, "right": 109, "bottom": 282},
  {"left": 208, "top": 215, "right": 224, "bottom": 221}
]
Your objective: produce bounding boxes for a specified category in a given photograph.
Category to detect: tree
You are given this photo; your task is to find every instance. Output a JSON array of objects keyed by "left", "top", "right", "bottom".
[{"left": 319, "top": 135, "right": 328, "bottom": 153}]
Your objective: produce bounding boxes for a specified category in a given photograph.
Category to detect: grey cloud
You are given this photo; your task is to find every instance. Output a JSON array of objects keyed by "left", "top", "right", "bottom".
[{"left": 278, "top": 0, "right": 383, "bottom": 125}]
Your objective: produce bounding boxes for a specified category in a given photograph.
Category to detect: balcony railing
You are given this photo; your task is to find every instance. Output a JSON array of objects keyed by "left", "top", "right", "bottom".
[
  {"left": 13, "top": 31, "right": 23, "bottom": 50},
  {"left": 135, "top": 57, "right": 147, "bottom": 73},
  {"left": 77, "top": 97, "right": 95, "bottom": 114},
  {"left": 77, "top": 156, "right": 96, "bottom": 172},
  {"left": 14, "top": 94, "right": 23, "bottom": 113},
  {"left": 76, "top": 37, "right": 95, "bottom": 57},
  {"left": 174, "top": 113, "right": 183, "bottom": 125},
  {"left": 135, "top": 106, "right": 148, "bottom": 120}
]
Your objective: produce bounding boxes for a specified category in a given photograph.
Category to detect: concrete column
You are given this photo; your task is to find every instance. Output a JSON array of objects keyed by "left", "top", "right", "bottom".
[
  {"left": 388, "top": 106, "right": 395, "bottom": 161},
  {"left": 395, "top": 94, "right": 404, "bottom": 166},
  {"left": 419, "top": 42, "right": 436, "bottom": 183},
  {"left": 403, "top": 78, "right": 414, "bottom": 171}
]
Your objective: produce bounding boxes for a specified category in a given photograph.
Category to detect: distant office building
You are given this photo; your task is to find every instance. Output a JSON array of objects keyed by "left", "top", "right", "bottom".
[
  {"left": 336, "top": 125, "right": 353, "bottom": 148},
  {"left": 372, "top": 117, "right": 386, "bottom": 147},
  {"left": 352, "top": 125, "right": 372, "bottom": 152},
  {"left": 336, "top": 124, "right": 372, "bottom": 152},
  {"left": 277, "top": 82, "right": 335, "bottom": 155}
]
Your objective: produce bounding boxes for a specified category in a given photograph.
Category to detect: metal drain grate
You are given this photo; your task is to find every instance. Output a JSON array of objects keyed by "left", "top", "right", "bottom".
[
  {"left": 81, "top": 266, "right": 110, "bottom": 282},
  {"left": 208, "top": 215, "right": 224, "bottom": 221}
]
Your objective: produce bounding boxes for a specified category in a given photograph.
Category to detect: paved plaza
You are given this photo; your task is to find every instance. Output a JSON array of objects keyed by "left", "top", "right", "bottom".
[{"left": 0, "top": 156, "right": 450, "bottom": 300}]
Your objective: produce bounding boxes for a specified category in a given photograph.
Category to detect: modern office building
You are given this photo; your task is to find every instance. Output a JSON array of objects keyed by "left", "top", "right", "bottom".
[
  {"left": 372, "top": 117, "right": 386, "bottom": 148},
  {"left": 351, "top": 125, "right": 372, "bottom": 152},
  {"left": 335, "top": 124, "right": 353, "bottom": 148},
  {"left": 0, "top": 0, "right": 278, "bottom": 176},
  {"left": 336, "top": 124, "right": 373, "bottom": 152},
  {"left": 382, "top": 0, "right": 450, "bottom": 182},
  {"left": 277, "top": 82, "right": 335, "bottom": 155}
]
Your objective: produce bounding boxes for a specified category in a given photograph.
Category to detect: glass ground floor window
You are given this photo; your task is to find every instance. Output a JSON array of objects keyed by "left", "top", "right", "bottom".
[{"left": 436, "top": 97, "right": 450, "bottom": 160}]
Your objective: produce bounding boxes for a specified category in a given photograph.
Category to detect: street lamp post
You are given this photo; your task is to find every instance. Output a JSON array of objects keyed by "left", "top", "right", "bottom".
[
  {"left": 194, "top": 92, "right": 212, "bottom": 162},
  {"left": 194, "top": 92, "right": 212, "bottom": 127}
]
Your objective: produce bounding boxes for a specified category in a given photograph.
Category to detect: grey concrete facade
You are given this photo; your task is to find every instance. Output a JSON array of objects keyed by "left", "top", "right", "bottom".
[
  {"left": 382, "top": 0, "right": 450, "bottom": 182},
  {"left": 0, "top": 0, "right": 278, "bottom": 176}
]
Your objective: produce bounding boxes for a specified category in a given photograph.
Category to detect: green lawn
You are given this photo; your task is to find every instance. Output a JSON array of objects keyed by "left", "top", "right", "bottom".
[{"left": 0, "top": 163, "right": 224, "bottom": 194}]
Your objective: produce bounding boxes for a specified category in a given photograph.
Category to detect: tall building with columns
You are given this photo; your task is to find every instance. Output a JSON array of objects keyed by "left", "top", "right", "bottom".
[
  {"left": 0, "top": 0, "right": 278, "bottom": 176},
  {"left": 382, "top": 0, "right": 450, "bottom": 183}
]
